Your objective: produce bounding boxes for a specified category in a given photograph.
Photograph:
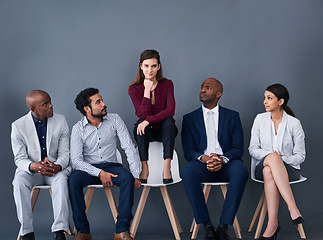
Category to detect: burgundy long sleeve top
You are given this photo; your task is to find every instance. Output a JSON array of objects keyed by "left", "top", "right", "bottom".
[{"left": 128, "top": 78, "right": 176, "bottom": 129}]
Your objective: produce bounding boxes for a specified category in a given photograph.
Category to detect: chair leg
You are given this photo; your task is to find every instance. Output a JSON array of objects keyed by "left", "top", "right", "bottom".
[
  {"left": 191, "top": 185, "right": 212, "bottom": 239},
  {"left": 104, "top": 187, "right": 119, "bottom": 223},
  {"left": 130, "top": 186, "right": 150, "bottom": 237},
  {"left": 297, "top": 223, "right": 306, "bottom": 239},
  {"left": 249, "top": 191, "right": 265, "bottom": 233},
  {"left": 160, "top": 186, "right": 181, "bottom": 240},
  {"left": 31, "top": 188, "right": 41, "bottom": 211},
  {"left": 255, "top": 197, "right": 267, "bottom": 239},
  {"left": 219, "top": 185, "right": 242, "bottom": 239},
  {"left": 169, "top": 194, "right": 183, "bottom": 233}
]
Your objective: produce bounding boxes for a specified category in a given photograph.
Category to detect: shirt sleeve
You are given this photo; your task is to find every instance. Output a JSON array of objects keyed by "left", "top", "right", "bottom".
[
  {"left": 114, "top": 114, "right": 141, "bottom": 178},
  {"left": 129, "top": 85, "right": 151, "bottom": 120},
  {"left": 70, "top": 124, "right": 102, "bottom": 177}
]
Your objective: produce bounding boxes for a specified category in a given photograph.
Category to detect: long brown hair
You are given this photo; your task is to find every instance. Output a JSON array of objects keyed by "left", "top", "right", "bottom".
[
  {"left": 266, "top": 83, "right": 295, "bottom": 117},
  {"left": 128, "top": 49, "right": 164, "bottom": 91}
]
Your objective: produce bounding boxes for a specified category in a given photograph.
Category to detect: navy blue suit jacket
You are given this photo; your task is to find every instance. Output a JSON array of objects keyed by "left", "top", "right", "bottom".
[{"left": 181, "top": 105, "right": 244, "bottom": 162}]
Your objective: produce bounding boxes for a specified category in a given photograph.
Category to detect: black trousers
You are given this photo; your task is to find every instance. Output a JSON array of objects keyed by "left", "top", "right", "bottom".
[{"left": 133, "top": 117, "right": 178, "bottom": 161}]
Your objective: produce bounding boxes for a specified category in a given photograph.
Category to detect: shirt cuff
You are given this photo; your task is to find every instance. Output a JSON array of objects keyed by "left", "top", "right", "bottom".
[{"left": 220, "top": 156, "right": 229, "bottom": 164}]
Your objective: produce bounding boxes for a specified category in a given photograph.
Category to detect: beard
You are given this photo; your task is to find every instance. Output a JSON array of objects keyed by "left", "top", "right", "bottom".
[{"left": 90, "top": 106, "right": 107, "bottom": 118}]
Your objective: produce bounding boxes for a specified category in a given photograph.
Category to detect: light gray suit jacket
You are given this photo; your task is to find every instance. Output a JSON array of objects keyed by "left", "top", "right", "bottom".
[
  {"left": 11, "top": 111, "right": 70, "bottom": 175},
  {"left": 249, "top": 111, "right": 305, "bottom": 169}
]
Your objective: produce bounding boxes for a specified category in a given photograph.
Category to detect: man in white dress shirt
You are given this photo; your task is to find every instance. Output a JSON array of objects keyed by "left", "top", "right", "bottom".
[
  {"left": 69, "top": 88, "right": 141, "bottom": 240},
  {"left": 11, "top": 90, "right": 70, "bottom": 240}
]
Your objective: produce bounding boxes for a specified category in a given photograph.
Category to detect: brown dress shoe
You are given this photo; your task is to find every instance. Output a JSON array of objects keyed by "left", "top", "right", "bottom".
[
  {"left": 114, "top": 231, "right": 134, "bottom": 240},
  {"left": 73, "top": 232, "right": 92, "bottom": 240}
]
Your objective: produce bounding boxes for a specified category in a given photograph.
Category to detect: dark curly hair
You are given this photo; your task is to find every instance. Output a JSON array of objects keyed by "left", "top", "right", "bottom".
[{"left": 74, "top": 88, "right": 99, "bottom": 115}]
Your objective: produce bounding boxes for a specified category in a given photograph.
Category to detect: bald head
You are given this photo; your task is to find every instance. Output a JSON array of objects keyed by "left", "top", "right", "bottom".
[
  {"left": 199, "top": 77, "right": 223, "bottom": 109},
  {"left": 26, "top": 90, "right": 53, "bottom": 121},
  {"left": 26, "top": 90, "right": 50, "bottom": 110},
  {"left": 204, "top": 77, "right": 223, "bottom": 93}
]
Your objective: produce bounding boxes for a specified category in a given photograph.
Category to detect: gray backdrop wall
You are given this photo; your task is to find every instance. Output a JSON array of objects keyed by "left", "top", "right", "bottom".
[{"left": 1, "top": 0, "right": 322, "bottom": 239}]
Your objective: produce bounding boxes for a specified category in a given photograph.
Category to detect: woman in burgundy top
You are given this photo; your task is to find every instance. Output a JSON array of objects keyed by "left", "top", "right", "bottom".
[{"left": 128, "top": 49, "right": 177, "bottom": 184}]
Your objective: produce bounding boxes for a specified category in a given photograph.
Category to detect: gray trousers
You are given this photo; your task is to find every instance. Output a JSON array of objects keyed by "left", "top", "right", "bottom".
[{"left": 12, "top": 169, "right": 70, "bottom": 236}]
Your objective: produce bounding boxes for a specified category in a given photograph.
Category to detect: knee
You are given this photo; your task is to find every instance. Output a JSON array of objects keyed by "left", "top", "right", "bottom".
[
  {"left": 229, "top": 161, "right": 249, "bottom": 183},
  {"left": 119, "top": 171, "right": 134, "bottom": 185},
  {"left": 181, "top": 162, "right": 199, "bottom": 182},
  {"left": 161, "top": 117, "right": 176, "bottom": 130},
  {"left": 13, "top": 174, "right": 32, "bottom": 190},
  {"left": 264, "top": 153, "right": 283, "bottom": 166},
  {"left": 68, "top": 171, "right": 83, "bottom": 189},
  {"left": 262, "top": 166, "right": 273, "bottom": 180}
]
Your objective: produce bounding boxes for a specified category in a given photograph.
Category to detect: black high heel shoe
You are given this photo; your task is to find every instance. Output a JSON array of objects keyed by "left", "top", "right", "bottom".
[
  {"left": 163, "top": 170, "right": 173, "bottom": 184},
  {"left": 260, "top": 222, "right": 281, "bottom": 240},
  {"left": 292, "top": 216, "right": 304, "bottom": 225}
]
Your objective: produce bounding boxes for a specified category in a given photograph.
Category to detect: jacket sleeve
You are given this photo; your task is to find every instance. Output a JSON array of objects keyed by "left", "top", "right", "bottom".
[
  {"left": 281, "top": 119, "right": 306, "bottom": 166},
  {"left": 54, "top": 116, "right": 70, "bottom": 170},
  {"left": 222, "top": 112, "right": 244, "bottom": 161},
  {"left": 248, "top": 114, "right": 273, "bottom": 160},
  {"left": 181, "top": 115, "right": 204, "bottom": 162},
  {"left": 11, "top": 122, "right": 33, "bottom": 174}
]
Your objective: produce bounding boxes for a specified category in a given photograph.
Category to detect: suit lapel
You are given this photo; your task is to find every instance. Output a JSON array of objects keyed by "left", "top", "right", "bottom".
[
  {"left": 218, "top": 105, "right": 224, "bottom": 142},
  {"left": 197, "top": 107, "right": 207, "bottom": 141},
  {"left": 47, "top": 115, "right": 53, "bottom": 157},
  {"left": 276, "top": 111, "right": 287, "bottom": 153},
  {"left": 27, "top": 112, "right": 41, "bottom": 157}
]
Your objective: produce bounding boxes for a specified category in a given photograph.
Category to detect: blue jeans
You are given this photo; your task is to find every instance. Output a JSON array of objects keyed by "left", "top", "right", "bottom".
[
  {"left": 182, "top": 159, "right": 248, "bottom": 225},
  {"left": 68, "top": 163, "right": 134, "bottom": 234}
]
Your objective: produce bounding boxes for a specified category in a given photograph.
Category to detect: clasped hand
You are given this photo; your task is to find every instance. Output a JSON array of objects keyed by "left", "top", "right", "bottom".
[
  {"left": 203, "top": 153, "right": 223, "bottom": 172},
  {"left": 30, "top": 157, "right": 62, "bottom": 177}
]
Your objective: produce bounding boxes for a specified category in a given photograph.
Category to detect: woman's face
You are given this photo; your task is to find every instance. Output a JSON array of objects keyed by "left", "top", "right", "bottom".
[
  {"left": 140, "top": 58, "right": 160, "bottom": 81},
  {"left": 263, "top": 90, "right": 284, "bottom": 113}
]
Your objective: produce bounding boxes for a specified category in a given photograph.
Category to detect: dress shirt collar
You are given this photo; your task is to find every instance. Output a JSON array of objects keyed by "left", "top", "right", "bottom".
[
  {"left": 81, "top": 115, "right": 108, "bottom": 127},
  {"left": 202, "top": 104, "right": 219, "bottom": 115},
  {"left": 31, "top": 112, "right": 47, "bottom": 124}
]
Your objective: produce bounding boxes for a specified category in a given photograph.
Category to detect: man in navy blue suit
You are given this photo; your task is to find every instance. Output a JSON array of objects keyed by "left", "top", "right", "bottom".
[{"left": 181, "top": 78, "right": 248, "bottom": 240}]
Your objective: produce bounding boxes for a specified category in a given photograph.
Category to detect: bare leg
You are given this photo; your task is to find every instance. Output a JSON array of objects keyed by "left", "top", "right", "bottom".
[
  {"left": 140, "top": 161, "right": 149, "bottom": 180},
  {"left": 263, "top": 153, "right": 302, "bottom": 220},
  {"left": 163, "top": 158, "right": 172, "bottom": 179},
  {"left": 262, "top": 166, "right": 279, "bottom": 237}
]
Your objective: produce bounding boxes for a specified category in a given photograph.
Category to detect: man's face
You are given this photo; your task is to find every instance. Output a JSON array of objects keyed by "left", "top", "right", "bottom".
[
  {"left": 199, "top": 78, "right": 220, "bottom": 104},
  {"left": 32, "top": 93, "right": 54, "bottom": 120},
  {"left": 87, "top": 93, "right": 107, "bottom": 118}
]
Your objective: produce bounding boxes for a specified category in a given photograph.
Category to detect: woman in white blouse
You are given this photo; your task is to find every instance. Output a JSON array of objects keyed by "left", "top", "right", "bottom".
[{"left": 249, "top": 83, "right": 305, "bottom": 240}]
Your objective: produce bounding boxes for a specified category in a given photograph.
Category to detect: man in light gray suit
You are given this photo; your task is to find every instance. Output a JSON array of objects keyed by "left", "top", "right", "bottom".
[{"left": 11, "top": 90, "right": 70, "bottom": 240}]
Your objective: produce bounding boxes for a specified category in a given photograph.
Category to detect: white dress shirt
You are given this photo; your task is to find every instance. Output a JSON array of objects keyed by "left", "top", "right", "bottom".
[
  {"left": 70, "top": 113, "right": 141, "bottom": 178},
  {"left": 202, "top": 104, "right": 223, "bottom": 156}
]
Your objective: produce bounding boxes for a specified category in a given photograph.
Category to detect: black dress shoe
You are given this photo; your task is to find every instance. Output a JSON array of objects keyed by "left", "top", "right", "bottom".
[
  {"left": 260, "top": 222, "right": 281, "bottom": 240},
  {"left": 292, "top": 216, "right": 304, "bottom": 225},
  {"left": 215, "top": 224, "right": 231, "bottom": 240},
  {"left": 204, "top": 226, "right": 217, "bottom": 240},
  {"left": 22, "top": 232, "right": 35, "bottom": 240},
  {"left": 54, "top": 230, "right": 66, "bottom": 240}
]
